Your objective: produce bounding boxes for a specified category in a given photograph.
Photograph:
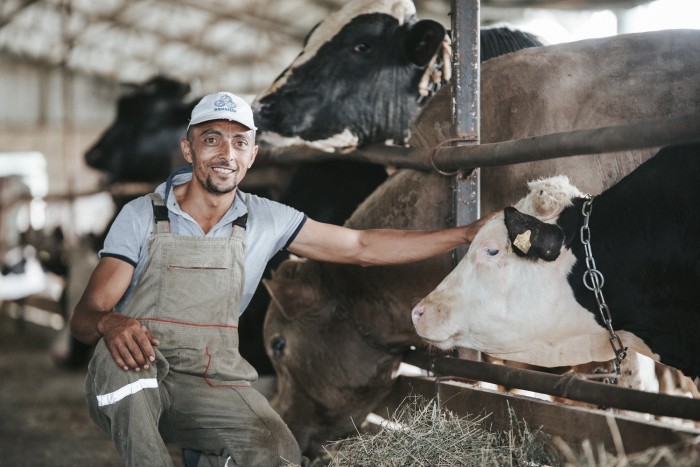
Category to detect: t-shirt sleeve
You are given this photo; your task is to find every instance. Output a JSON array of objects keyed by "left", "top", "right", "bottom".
[
  {"left": 99, "top": 197, "right": 151, "bottom": 267},
  {"left": 245, "top": 193, "right": 307, "bottom": 254},
  {"left": 284, "top": 214, "right": 308, "bottom": 249}
]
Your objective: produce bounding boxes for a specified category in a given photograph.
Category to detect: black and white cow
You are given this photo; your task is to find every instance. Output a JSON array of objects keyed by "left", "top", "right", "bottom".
[
  {"left": 413, "top": 143, "right": 700, "bottom": 380},
  {"left": 252, "top": 0, "right": 542, "bottom": 152},
  {"left": 85, "top": 76, "right": 193, "bottom": 183}
]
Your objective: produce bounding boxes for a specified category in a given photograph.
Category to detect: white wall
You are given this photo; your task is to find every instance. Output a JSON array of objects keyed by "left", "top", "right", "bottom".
[
  {"left": 0, "top": 54, "right": 122, "bottom": 240},
  {"left": 0, "top": 53, "right": 121, "bottom": 197}
]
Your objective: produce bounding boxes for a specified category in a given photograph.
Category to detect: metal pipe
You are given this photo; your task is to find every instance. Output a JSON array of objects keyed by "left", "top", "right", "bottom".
[
  {"left": 403, "top": 350, "right": 700, "bottom": 422},
  {"left": 450, "top": 0, "right": 481, "bottom": 264},
  {"left": 255, "top": 111, "right": 700, "bottom": 171},
  {"left": 450, "top": 0, "right": 480, "bottom": 142},
  {"left": 427, "top": 111, "right": 700, "bottom": 171}
]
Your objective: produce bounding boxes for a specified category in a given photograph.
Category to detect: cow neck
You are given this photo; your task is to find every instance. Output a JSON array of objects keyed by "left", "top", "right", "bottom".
[
  {"left": 579, "top": 196, "right": 628, "bottom": 376},
  {"left": 332, "top": 300, "right": 409, "bottom": 356},
  {"left": 558, "top": 197, "right": 628, "bottom": 378}
]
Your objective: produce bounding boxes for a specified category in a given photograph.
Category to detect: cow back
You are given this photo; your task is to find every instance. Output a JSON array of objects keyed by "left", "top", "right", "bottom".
[{"left": 410, "top": 29, "right": 700, "bottom": 211}]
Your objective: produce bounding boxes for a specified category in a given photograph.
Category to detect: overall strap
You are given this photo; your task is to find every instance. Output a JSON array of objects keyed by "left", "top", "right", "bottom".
[
  {"left": 148, "top": 193, "right": 171, "bottom": 234},
  {"left": 232, "top": 214, "right": 247, "bottom": 236},
  {"left": 165, "top": 165, "right": 193, "bottom": 201},
  {"left": 231, "top": 191, "right": 248, "bottom": 236}
]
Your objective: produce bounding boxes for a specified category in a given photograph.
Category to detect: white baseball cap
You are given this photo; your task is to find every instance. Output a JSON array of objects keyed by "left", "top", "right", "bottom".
[{"left": 188, "top": 91, "right": 257, "bottom": 130}]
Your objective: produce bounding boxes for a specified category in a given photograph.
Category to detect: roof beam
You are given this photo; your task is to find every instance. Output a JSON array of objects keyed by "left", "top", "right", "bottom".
[{"left": 175, "top": 0, "right": 310, "bottom": 42}]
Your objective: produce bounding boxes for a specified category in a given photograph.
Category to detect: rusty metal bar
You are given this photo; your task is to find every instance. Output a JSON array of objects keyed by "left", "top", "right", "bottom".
[
  {"left": 255, "top": 111, "right": 700, "bottom": 170},
  {"left": 403, "top": 350, "right": 700, "bottom": 422},
  {"left": 450, "top": 0, "right": 480, "bottom": 142},
  {"left": 427, "top": 111, "right": 700, "bottom": 171},
  {"left": 450, "top": 0, "right": 481, "bottom": 263}
]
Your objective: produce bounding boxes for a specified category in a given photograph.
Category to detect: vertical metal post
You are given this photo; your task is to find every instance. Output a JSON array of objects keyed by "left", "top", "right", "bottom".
[{"left": 450, "top": 0, "right": 481, "bottom": 263}]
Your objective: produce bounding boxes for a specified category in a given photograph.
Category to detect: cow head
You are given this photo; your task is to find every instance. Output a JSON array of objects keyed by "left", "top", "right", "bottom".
[
  {"left": 252, "top": 0, "right": 543, "bottom": 153},
  {"left": 262, "top": 258, "right": 405, "bottom": 457},
  {"left": 85, "top": 76, "right": 193, "bottom": 183},
  {"left": 252, "top": 0, "right": 447, "bottom": 152},
  {"left": 412, "top": 176, "right": 617, "bottom": 368}
]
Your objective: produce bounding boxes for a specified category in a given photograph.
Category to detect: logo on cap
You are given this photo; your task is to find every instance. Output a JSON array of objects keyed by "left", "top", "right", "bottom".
[{"left": 214, "top": 94, "right": 237, "bottom": 113}]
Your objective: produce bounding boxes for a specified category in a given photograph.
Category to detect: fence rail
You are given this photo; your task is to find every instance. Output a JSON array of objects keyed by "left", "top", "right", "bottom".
[
  {"left": 256, "top": 111, "right": 700, "bottom": 172},
  {"left": 403, "top": 350, "right": 700, "bottom": 422},
  {"left": 380, "top": 374, "right": 700, "bottom": 455}
]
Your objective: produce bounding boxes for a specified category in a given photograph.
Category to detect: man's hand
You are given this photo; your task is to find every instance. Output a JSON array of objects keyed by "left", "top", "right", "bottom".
[
  {"left": 97, "top": 312, "right": 160, "bottom": 371},
  {"left": 464, "top": 211, "right": 500, "bottom": 244}
]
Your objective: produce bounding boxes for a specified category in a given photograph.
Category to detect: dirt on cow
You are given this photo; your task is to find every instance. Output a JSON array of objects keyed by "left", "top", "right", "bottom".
[{"left": 0, "top": 310, "right": 181, "bottom": 466}]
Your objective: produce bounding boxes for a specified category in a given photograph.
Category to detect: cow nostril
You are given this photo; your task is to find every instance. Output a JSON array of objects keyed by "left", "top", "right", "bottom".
[{"left": 412, "top": 305, "right": 425, "bottom": 324}]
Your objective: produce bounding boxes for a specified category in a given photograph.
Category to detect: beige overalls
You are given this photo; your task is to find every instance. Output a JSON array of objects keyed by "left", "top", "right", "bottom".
[{"left": 85, "top": 192, "right": 301, "bottom": 467}]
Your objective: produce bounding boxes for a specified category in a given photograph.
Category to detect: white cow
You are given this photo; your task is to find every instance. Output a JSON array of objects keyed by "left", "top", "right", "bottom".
[{"left": 412, "top": 143, "right": 700, "bottom": 381}]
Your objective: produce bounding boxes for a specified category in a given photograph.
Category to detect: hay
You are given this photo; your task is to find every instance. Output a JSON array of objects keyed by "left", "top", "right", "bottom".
[
  {"left": 299, "top": 395, "right": 700, "bottom": 467},
  {"left": 553, "top": 435, "right": 700, "bottom": 467},
  {"left": 317, "top": 396, "right": 558, "bottom": 466}
]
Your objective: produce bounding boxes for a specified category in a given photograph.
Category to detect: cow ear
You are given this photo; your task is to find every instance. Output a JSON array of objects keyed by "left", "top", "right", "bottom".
[
  {"left": 405, "top": 20, "right": 446, "bottom": 66},
  {"left": 262, "top": 278, "right": 324, "bottom": 321},
  {"left": 504, "top": 207, "right": 564, "bottom": 262}
]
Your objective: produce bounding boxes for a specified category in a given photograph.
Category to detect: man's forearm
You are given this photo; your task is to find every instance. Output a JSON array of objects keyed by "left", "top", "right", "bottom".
[
  {"left": 70, "top": 302, "right": 113, "bottom": 345},
  {"left": 352, "top": 225, "right": 471, "bottom": 266}
]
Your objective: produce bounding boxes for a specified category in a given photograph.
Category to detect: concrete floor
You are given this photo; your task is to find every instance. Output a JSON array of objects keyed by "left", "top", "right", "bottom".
[{"left": 0, "top": 310, "right": 181, "bottom": 466}]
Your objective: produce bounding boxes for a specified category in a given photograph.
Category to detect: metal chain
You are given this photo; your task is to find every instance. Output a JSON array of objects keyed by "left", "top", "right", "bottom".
[{"left": 580, "top": 197, "right": 628, "bottom": 379}]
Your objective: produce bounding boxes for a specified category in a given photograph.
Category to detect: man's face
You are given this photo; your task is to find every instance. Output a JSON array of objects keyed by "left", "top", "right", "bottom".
[{"left": 180, "top": 120, "right": 258, "bottom": 195}]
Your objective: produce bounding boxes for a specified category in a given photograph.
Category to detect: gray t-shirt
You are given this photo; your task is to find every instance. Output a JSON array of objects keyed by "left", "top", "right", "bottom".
[{"left": 100, "top": 171, "right": 307, "bottom": 314}]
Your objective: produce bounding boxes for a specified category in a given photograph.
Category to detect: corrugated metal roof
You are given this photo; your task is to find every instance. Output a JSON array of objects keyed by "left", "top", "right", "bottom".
[{"left": 0, "top": 0, "right": 651, "bottom": 93}]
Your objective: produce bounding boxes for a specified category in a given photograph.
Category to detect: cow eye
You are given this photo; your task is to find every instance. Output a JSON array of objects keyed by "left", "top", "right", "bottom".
[
  {"left": 486, "top": 248, "right": 499, "bottom": 256},
  {"left": 271, "top": 336, "right": 286, "bottom": 358},
  {"left": 352, "top": 43, "right": 371, "bottom": 53}
]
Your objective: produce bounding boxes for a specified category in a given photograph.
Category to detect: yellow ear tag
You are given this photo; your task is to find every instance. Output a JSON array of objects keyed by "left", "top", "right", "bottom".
[{"left": 513, "top": 230, "right": 532, "bottom": 254}]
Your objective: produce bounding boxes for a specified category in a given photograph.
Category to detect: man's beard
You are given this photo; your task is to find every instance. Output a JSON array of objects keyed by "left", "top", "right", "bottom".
[
  {"left": 190, "top": 148, "right": 238, "bottom": 194},
  {"left": 199, "top": 174, "right": 237, "bottom": 194}
]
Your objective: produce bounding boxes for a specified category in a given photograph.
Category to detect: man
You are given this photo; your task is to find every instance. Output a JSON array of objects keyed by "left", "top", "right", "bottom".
[{"left": 71, "top": 91, "right": 489, "bottom": 467}]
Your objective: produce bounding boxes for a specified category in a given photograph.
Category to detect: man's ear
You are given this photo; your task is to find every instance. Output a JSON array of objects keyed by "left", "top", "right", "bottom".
[
  {"left": 248, "top": 144, "right": 258, "bottom": 169},
  {"left": 180, "top": 138, "right": 193, "bottom": 164}
]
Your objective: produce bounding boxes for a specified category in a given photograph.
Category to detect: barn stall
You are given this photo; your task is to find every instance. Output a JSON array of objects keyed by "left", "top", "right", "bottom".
[{"left": 1, "top": 0, "right": 699, "bottom": 465}]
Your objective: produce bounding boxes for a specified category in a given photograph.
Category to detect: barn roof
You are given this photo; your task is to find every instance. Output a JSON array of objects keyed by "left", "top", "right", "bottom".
[{"left": 0, "top": 0, "right": 654, "bottom": 94}]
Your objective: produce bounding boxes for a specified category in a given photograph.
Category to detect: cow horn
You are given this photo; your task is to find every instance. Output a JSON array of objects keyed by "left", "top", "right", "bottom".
[{"left": 504, "top": 207, "right": 564, "bottom": 262}]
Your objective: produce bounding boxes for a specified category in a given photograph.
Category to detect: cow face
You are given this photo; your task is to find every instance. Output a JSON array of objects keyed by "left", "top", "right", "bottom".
[
  {"left": 252, "top": 0, "right": 446, "bottom": 152},
  {"left": 262, "top": 258, "right": 402, "bottom": 457},
  {"left": 412, "top": 209, "right": 614, "bottom": 368},
  {"left": 85, "top": 76, "right": 193, "bottom": 183}
]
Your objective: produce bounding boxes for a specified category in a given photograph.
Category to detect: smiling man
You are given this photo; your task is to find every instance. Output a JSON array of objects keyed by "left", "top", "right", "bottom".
[{"left": 70, "top": 91, "right": 490, "bottom": 467}]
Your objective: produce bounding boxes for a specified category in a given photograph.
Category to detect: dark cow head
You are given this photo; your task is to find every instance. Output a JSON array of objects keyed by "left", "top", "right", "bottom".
[
  {"left": 262, "top": 258, "right": 407, "bottom": 457},
  {"left": 252, "top": 0, "right": 543, "bottom": 152},
  {"left": 85, "top": 76, "right": 193, "bottom": 183},
  {"left": 254, "top": 0, "right": 444, "bottom": 152}
]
